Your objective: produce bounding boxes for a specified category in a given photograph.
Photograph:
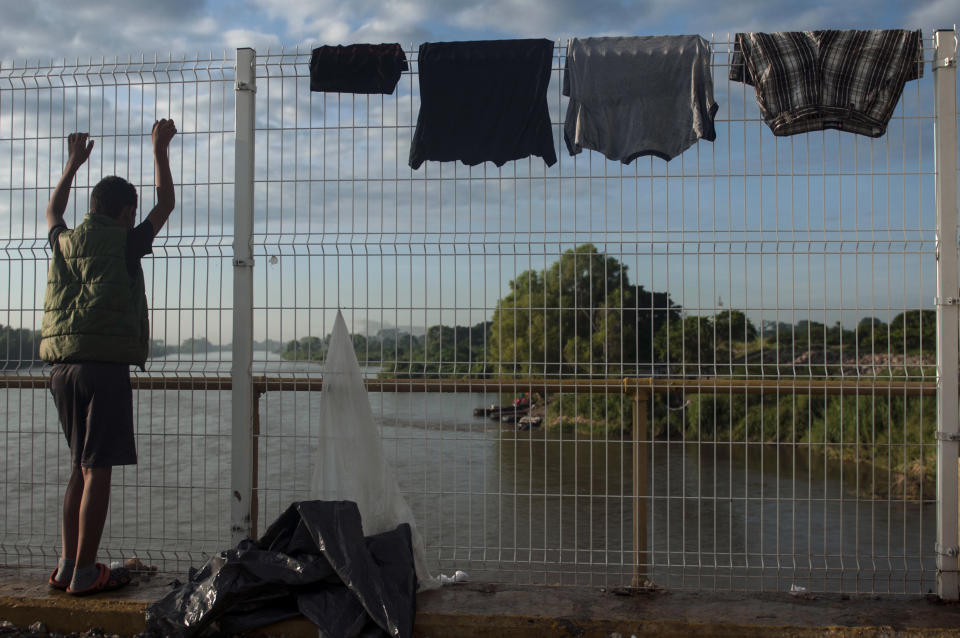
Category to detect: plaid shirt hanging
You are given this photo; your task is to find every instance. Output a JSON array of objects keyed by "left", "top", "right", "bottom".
[{"left": 730, "top": 29, "right": 923, "bottom": 137}]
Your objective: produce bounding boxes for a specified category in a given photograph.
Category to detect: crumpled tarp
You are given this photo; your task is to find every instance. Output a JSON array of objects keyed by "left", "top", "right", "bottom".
[{"left": 144, "top": 500, "right": 416, "bottom": 638}]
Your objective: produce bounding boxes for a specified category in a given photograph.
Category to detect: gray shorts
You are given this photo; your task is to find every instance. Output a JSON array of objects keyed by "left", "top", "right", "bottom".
[{"left": 50, "top": 362, "right": 138, "bottom": 468}]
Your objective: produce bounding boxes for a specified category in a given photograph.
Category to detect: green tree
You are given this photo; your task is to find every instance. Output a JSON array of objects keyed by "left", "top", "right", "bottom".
[
  {"left": 714, "top": 309, "right": 758, "bottom": 346},
  {"left": 889, "top": 310, "right": 935, "bottom": 354},
  {"left": 375, "top": 329, "right": 416, "bottom": 363},
  {"left": 351, "top": 334, "right": 371, "bottom": 362},
  {"left": 149, "top": 339, "right": 177, "bottom": 358},
  {"left": 181, "top": 337, "right": 216, "bottom": 355},
  {"left": 374, "top": 322, "right": 490, "bottom": 377},
  {"left": 282, "top": 335, "right": 327, "bottom": 361},
  {"left": 422, "top": 323, "right": 489, "bottom": 366},
  {"left": 793, "top": 320, "right": 827, "bottom": 352},
  {"left": 761, "top": 320, "right": 792, "bottom": 339},
  {"left": 856, "top": 317, "right": 887, "bottom": 352},
  {"left": 487, "top": 244, "right": 678, "bottom": 376},
  {"left": 653, "top": 315, "right": 715, "bottom": 373},
  {"left": 0, "top": 324, "right": 42, "bottom": 367},
  {"left": 825, "top": 321, "right": 855, "bottom": 347}
]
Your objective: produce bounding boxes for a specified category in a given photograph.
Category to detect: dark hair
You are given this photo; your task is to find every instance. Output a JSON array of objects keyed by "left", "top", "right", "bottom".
[{"left": 90, "top": 176, "right": 137, "bottom": 219}]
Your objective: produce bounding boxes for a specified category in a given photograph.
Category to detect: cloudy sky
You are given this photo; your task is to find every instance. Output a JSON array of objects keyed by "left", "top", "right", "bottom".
[
  {"left": 1, "top": 1, "right": 957, "bottom": 348},
  {"left": 1, "top": 0, "right": 955, "bottom": 60}
]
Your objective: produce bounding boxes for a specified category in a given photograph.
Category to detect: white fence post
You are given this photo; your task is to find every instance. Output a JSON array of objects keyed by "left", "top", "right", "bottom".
[
  {"left": 231, "top": 47, "right": 257, "bottom": 544},
  {"left": 935, "top": 28, "right": 960, "bottom": 601}
]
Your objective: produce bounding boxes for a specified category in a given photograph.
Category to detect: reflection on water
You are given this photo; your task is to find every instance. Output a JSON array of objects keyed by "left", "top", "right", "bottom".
[{"left": 0, "top": 359, "right": 936, "bottom": 593}]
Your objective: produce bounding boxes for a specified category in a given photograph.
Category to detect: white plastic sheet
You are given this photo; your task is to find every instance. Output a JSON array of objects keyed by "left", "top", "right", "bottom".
[{"left": 312, "top": 311, "right": 438, "bottom": 589}]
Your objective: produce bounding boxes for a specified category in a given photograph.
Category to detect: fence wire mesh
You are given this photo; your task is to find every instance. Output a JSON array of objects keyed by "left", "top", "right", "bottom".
[
  {"left": 0, "top": 53, "right": 237, "bottom": 570},
  {"left": 0, "top": 35, "right": 954, "bottom": 594}
]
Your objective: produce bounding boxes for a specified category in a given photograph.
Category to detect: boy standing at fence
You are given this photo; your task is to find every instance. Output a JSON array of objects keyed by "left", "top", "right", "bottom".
[{"left": 40, "top": 119, "right": 177, "bottom": 595}]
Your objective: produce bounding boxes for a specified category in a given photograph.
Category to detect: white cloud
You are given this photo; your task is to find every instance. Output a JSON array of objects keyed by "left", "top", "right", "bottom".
[
  {"left": 243, "top": 0, "right": 955, "bottom": 47},
  {"left": 319, "top": 21, "right": 354, "bottom": 44},
  {"left": 906, "top": 0, "right": 959, "bottom": 31},
  {"left": 223, "top": 28, "right": 281, "bottom": 51},
  {"left": 247, "top": 0, "right": 435, "bottom": 45},
  {"left": 0, "top": 0, "right": 953, "bottom": 64},
  {"left": 688, "top": 0, "right": 891, "bottom": 35},
  {"left": 448, "top": 0, "right": 655, "bottom": 38},
  {"left": 247, "top": 0, "right": 662, "bottom": 42},
  {"left": 0, "top": 0, "right": 222, "bottom": 60},
  {"left": 0, "top": 0, "right": 284, "bottom": 61}
]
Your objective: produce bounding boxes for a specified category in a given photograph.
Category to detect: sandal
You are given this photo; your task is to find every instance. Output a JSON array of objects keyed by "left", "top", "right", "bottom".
[
  {"left": 66, "top": 563, "right": 131, "bottom": 596},
  {"left": 48, "top": 566, "right": 70, "bottom": 590}
]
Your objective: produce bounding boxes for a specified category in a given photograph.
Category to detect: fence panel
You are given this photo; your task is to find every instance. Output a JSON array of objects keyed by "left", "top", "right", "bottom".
[
  {"left": 0, "top": 54, "right": 237, "bottom": 572},
  {"left": 250, "top": 36, "right": 941, "bottom": 593},
  {"left": 0, "top": 33, "right": 950, "bottom": 595}
]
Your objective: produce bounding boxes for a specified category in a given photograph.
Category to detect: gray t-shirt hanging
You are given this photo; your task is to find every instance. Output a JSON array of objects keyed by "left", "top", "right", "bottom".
[{"left": 563, "top": 35, "right": 718, "bottom": 163}]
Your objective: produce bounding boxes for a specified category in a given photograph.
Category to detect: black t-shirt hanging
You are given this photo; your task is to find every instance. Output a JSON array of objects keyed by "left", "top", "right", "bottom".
[
  {"left": 310, "top": 43, "right": 408, "bottom": 94},
  {"left": 408, "top": 39, "right": 557, "bottom": 169}
]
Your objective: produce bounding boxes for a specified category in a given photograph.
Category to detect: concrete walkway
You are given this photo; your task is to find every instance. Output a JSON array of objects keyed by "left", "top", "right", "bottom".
[{"left": 3, "top": 569, "right": 960, "bottom": 636}]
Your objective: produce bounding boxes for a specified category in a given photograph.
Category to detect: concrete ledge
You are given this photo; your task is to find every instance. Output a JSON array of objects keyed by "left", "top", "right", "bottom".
[
  {"left": 4, "top": 570, "right": 960, "bottom": 637},
  {"left": 0, "top": 570, "right": 148, "bottom": 636}
]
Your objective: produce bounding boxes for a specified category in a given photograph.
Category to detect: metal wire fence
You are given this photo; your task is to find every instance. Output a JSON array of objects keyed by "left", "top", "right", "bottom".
[
  {"left": 0, "top": 53, "right": 238, "bottom": 569},
  {"left": 0, "top": 33, "right": 957, "bottom": 595}
]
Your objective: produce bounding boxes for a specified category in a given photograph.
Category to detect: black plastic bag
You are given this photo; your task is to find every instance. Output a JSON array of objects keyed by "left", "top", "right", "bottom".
[{"left": 145, "top": 500, "right": 417, "bottom": 638}]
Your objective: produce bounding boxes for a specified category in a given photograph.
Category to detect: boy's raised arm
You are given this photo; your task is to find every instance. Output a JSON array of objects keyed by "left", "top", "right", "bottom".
[
  {"left": 145, "top": 119, "right": 177, "bottom": 234},
  {"left": 46, "top": 133, "right": 94, "bottom": 230}
]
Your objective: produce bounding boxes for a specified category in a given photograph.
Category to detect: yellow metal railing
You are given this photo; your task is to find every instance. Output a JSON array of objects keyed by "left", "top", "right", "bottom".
[{"left": 1, "top": 374, "right": 936, "bottom": 396}]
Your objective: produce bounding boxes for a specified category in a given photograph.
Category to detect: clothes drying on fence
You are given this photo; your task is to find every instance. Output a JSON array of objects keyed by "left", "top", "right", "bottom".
[
  {"left": 563, "top": 35, "right": 718, "bottom": 163},
  {"left": 310, "top": 43, "right": 408, "bottom": 94},
  {"left": 408, "top": 38, "right": 557, "bottom": 169},
  {"left": 729, "top": 29, "right": 923, "bottom": 138},
  {"left": 145, "top": 500, "right": 417, "bottom": 638}
]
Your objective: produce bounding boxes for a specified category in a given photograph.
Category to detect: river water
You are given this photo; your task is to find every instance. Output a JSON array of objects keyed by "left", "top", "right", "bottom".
[{"left": 0, "top": 350, "right": 936, "bottom": 594}]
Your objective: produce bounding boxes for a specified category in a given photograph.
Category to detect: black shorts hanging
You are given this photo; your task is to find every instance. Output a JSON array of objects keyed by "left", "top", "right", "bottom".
[{"left": 310, "top": 43, "right": 408, "bottom": 95}]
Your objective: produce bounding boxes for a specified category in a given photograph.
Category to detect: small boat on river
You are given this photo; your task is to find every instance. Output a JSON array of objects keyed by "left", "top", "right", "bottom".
[
  {"left": 516, "top": 415, "right": 542, "bottom": 431},
  {"left": 474, "top": 403, "right": 531, "bottom": 420}
]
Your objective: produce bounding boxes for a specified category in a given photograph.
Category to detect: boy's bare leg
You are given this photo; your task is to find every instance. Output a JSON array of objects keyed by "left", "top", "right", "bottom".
[
  {"left": 75, "top": 466, "right": 112, "bottom": 568},
  {"left": 61, "top": 465, "right": 83, "bottom": 560}
]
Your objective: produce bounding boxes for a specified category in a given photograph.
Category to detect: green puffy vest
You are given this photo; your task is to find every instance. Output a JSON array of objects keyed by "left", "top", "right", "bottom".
[{"left": 40, "top": 213, "right": 149, "bottom": 369}]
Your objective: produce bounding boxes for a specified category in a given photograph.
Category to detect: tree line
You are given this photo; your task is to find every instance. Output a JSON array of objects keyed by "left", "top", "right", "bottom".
[
  {"left": 0, "top": 330, "right": 283, "bottom": 367},
  {"left": 282, "top": 244, "right": 935, "bottom": 381}
]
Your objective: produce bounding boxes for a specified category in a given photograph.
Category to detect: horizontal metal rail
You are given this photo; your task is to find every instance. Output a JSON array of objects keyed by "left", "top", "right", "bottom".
[
  {"left": 622, "top": 377, "right": 938, "bottom": 397},
  {"left": 0, "top": 375, "right": 938, "bottom": 396}
]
